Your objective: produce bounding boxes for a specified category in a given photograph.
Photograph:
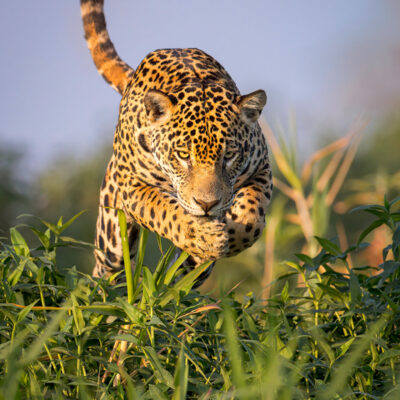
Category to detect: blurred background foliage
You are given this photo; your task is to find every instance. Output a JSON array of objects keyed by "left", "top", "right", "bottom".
[{"left": 0, "top": 108, "right": 399, "bottom": 296}]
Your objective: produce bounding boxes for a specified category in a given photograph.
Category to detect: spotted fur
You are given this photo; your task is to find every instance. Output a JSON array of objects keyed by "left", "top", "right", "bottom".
[{"left": 81, "top": 0, "right": 273, "bottom": 286}]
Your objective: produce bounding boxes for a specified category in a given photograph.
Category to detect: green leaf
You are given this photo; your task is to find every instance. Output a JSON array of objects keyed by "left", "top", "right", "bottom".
[
  {"left": 309, "top": 327, "right": 335, "bottom": 366},
  {"left": 285, "top": 261, "right": 303, "bottom": 273},
  {"left": 164, "top": 251, "right": 190, "bottom": 286},
  {"left": 143, "top": 346, "right": 174, "bottom": 388},
  {"left": 242, "top": 312, "right": 258, "bottom": 341},
  {"left": 172, "top": 342, "right": 188, "bottom": 400},
  {"left": 113, "top": 334, "right": 139, "bottom": 345},
  {"left": 10, "top": 227, "right": 30, "bottom": 257},
  {"left": 159, "top": 261, "right": 213, "bottom": 307},
  {"left": 389, "top": 196, "right": 400, "bottom": 208},
  {"left": 316, "top": 283, "right": 344, "bottom": 301},
  {"left": 71, "top": 294, "right": 85, "bottom": 334},
  {"left": 148, "top": 315, "right": 165, "bottom": 327},
  {"left": 16, "top": 300, "right": 39, "bottom": 323},
  {"left": 315, "top": 236, "right": 341, "bottom": 256},
  {"left": 384, "top": 194, "right": 390, "bottom": 210},
  {"left": 392, "top": 224, "right": 400, "bottom": 257},
  {"left": 118, "top": 209, "right": 134, "bottom": 304},
  {"left": 22, "top": 302, "right": 69, "bottom": 365},
  {"left": 142, "top": 266, "right": 156, "bottom": 301},
  {"left": 155, "top": 234, "right": 163, "bottom": 254},
  {"left": 357, "top": 219, "right": 385, "bottom": 245},
  {"left": 349, "top": 270, "right": 362, "bottom": 304},
  {"left": 148, "top": 384, "right": 169, "bottom": 400},
  {"left": 18, "top": 214, "right": 59, "bottom": 235},
  {"left": 58, "top": 210, "right": 86, "bottom": 233},
  {"left": 29, "top": 227, "right": 50, "bottom": 250},
  {"left": 59, "top": 236, "right": 94, "bottom": 248},
  {"left": 154, "top": 246, "right": 177, "bottom": 287},
  {"left": 295, "top": 253, "right": 314, "bottom": 265},
  {"left": 378, "top": 349, "right": 400, "bottom": 365},
  {"left": 79, "top": 304, "right": 125, "bottom": 318},
  {"left": 8, "top": 259, "right": 27, "bottom": 286},
  {"left": 26, "top": 260, "right": 39, "bottom": 277},
  {"left": 281, "top": 281, "right": 289, "bottom": 303},
  {"left": 392, "top": 212, "right": 400, "bottom": 223},
  {"left": 350, "top": 204, "right": 387, "bottom": 214},
  {"left": 117, "top": 297, "right": 143, "bottom": 324},
  {"left": 132, "top": 228, "right": 148, "bottom": 300},
  {"left": 28, "top": 370, "right": 42, "bottom": 399},
  {"left": 222, "top": 299, "right": 246, "bottom": 394},
  {"left": 336, "top": 337, "right": 356, "bottom": 359}
]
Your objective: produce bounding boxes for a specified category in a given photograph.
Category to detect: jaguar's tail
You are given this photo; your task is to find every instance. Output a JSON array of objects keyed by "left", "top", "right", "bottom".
[{"left": 80, "top": 0, "right": 134, "bottom": 95}]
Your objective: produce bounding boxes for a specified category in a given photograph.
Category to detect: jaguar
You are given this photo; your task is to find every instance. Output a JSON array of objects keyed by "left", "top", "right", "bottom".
[{"left": 80, "top": 0, "right": 273, "bottom": 287}]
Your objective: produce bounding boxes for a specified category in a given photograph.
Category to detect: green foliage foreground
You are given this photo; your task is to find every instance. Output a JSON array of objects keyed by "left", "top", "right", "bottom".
[{"left": 1, "top": 199, "right": 400, "bottom": 399}]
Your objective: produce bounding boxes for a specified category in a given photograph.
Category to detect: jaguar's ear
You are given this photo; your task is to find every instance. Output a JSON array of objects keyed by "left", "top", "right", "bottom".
[
  {"left": 144, "top": 89, "right": 175, "bottom": 124},
  {"left": 238, "top": 89, "right": 267, "bottom": 124}
]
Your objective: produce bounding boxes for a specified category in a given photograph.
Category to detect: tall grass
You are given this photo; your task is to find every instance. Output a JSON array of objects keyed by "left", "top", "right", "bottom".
[
  {"left": 0, "top": 194, "right": 400, "bottom": 398},
  {"left": 260, "top": 118, "right": 366, "bottom": 298}
]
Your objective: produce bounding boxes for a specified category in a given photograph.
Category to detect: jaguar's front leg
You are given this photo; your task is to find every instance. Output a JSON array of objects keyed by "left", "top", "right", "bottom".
[
  {"left": 93, "top": 159, "right": 140, "bottom": 280},
  {"left": 122, "top": 179, "right": 230, "bottom": 264},
  {"left": 224, "top": 163, "right": 273, "bottom": 256}
]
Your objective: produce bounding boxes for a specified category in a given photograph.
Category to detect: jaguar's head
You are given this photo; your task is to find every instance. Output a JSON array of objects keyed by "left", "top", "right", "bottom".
[{"left": 144, "top": 84, "right": 266, "bottom": 216}]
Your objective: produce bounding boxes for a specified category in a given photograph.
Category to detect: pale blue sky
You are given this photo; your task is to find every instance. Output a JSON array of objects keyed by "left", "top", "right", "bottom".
[{"left": 1, "top": 1, "right": 399, "bottom": 174}]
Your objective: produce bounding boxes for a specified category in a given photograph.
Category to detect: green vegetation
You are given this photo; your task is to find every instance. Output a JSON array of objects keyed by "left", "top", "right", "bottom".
[{"left": 1, "top": 196, "right": 400, "bottom": 399}]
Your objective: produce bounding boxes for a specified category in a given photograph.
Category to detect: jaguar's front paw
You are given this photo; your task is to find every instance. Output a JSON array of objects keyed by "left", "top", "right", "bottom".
[{"left": 186, "top": 217, "right": 229, "bottom": 262}]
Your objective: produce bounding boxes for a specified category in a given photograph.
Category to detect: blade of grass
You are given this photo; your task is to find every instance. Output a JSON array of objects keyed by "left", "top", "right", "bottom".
[
  {"left": 132, "top": 227, "right": 148, "bottom": 302},
  {"left": 301, "top": 135, "right": 351, "bottom": 185},
  {"left": 10, "top": 227, "right": 30, "bottom": 257},
  {"left": 153, "top": 245, "right": 177, "bottom": 286},
  {"left": 261, "top": 120, "right": 302, "bottom": 191},
  {"left": 172, "top": 341, "right": 188, "bottom": 400},
  {"left": 164, "top": 251, "right": 190, "bottom": 286},
  {"left": 159, "top": 261, "right": 213, "bottom": 307},
  {"left": 222, "top": 299, "right": 247, "bottom": 398},
  {"left": 326, "top": 132, "right": 362, "bottom": 206}
]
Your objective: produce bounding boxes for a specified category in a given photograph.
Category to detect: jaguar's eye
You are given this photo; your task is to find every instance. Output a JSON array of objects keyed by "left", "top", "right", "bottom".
[
  {"left": 224, "top": 151, "right": 238, "bottom": 162},
  {"left": 224, "top": 150, "right": 239, "bottom": 167},
  {"left": 177, "top": 151, "right": 190, "bottom": 160},
  {"left": 224, "top": 151, "right": 235, "bottom": 161}
]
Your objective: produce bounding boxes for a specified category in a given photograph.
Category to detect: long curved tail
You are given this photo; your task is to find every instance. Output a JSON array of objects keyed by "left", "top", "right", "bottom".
[{"left": 80, "top": 0, "right": 135, "bottom": 95}]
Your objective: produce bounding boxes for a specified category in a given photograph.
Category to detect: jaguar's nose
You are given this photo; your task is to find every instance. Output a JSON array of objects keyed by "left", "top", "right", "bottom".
[{"left": 193, "top": 197, "right": 221, "bottom": 213}]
